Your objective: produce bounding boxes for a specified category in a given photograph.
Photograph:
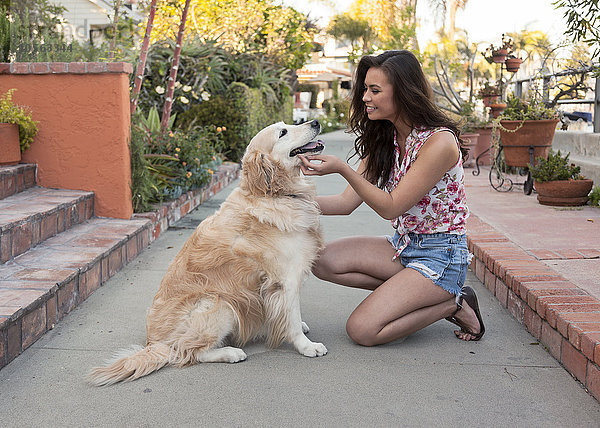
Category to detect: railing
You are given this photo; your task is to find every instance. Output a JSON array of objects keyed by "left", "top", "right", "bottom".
[{"left": 509, "top": 65, "right": 600, "bottom": 133}]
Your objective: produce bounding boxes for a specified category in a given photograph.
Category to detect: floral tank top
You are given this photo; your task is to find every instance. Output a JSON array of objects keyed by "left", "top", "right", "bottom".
[{"left": 385, "top": 127, "right": 469, "bottom": 260}]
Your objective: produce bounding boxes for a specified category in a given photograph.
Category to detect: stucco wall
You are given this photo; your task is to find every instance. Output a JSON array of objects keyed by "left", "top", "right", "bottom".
[
  {"left": 0, "top": 62, "right": 134, "bottom": 219},
  {"left": 553, "top": 130, "right": 600, "bottom": 185}
]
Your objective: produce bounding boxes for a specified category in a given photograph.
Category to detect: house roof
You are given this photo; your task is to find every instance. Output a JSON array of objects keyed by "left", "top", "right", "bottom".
[{"left": 296, "top": 63, "right": 352, "bottom": 82}]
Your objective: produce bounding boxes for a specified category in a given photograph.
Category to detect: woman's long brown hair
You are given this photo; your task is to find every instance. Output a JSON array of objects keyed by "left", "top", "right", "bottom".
[{"left": 348, "top": 50, "right": 467, "bottom": 188}]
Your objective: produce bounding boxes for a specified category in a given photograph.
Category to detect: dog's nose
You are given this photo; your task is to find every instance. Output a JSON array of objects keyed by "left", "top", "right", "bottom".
[{"left": 311, "top": 120, "right": 320, "bottom": 129}]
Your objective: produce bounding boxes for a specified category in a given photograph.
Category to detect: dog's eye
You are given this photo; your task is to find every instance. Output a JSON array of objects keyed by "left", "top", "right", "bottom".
[{"left": 279, "top": 129, "right": 288, "bottom": 138}]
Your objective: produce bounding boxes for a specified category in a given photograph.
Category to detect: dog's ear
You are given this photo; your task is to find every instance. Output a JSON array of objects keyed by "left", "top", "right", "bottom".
[{"left": 242, "top": 152, "right": 293, "bottom": 196}]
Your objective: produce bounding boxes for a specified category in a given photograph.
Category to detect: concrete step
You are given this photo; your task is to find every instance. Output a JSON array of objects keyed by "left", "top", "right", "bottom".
[
  {"left": 0, "top": 187, "right": 94, "bottom": 263},
  {"left": 0, "top": 216, "right": 151, "bottom": 369},
  {"left": 0, "top": 164, "right": 36, "bottom": 200}
]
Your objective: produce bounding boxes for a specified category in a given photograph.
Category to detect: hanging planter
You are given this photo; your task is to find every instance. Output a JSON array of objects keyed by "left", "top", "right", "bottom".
[
  {"left": 505, "top": 57, "right": 522, "bottom": 73},
  {"left": 492, "top": 48, "right": 508, "bottom": 63},
  {"left": 482, "top": 94, "right": 500, "bottom": 107}
]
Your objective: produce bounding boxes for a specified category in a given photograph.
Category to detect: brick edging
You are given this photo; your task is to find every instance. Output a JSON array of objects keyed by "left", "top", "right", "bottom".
[
  {"left": 467, "top": 214, "right": 600, "bottom": 401},
  {"left": 132, "top": 162, "right": 241, "bottom": 241},
  {"left": 0, "top": 62, "right": 133, "bottom": 75}
]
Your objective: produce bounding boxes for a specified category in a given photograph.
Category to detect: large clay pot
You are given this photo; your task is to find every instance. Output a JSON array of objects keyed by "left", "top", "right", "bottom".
[
  {"left": 499, "top": 119, "right": 559, "bottom": 168},
  {"left": 471, "top": 125, "right": 493, "bottom": 166},
  {"left": 461, "top": 132, "right": 479, "bottom": 168},
  {"left": 0, "top": 123, "right": 21, "bottom": 165},
  {"left": 534, "top": 179, "right": 594, "bottom": 206}
]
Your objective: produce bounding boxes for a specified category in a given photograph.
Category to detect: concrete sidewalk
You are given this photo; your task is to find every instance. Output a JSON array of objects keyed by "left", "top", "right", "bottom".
[{"left": 1, "top": 130, "right": 599, "bottom": 426}]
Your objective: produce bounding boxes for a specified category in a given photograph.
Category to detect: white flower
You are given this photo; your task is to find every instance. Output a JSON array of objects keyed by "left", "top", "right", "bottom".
[
  {"left": 182, "top": 85, "right": 192, "bottom": 92},
  {"left": 340, "top": 113, "right": 345, "bottom": 117},
  {"left": 174, "top": 81, "right": 182, "bottom": 88},
  {"left": 155, "top": 86, "right": 165, "bottom": 94},
  {"left": 327, "top": 122, "right": 332, "bottom": 127},
  {"left": 201, "top": 91, "right": 211, "bottom": 101},
  {"left": 180, "top": 96, "right": 189, "bottom": 104}
]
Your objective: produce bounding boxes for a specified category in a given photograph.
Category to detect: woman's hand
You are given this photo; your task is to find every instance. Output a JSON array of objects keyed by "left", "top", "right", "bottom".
[{"left": 298, "top": 154, "right": 347, "bottom": 176}]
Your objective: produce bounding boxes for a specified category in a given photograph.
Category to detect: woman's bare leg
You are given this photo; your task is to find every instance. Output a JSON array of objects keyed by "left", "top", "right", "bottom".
[
  {"left": 312, "top": 236, "right": 403, "bottom": 290},
  {"left": 313, "top": 235, "right": 482, "bottom": 344},
  {"left": 346, "top": 267, "right": 458, "bottom": 345}
]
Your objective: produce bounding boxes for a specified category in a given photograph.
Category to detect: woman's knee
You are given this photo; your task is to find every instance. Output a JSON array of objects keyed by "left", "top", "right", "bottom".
[
  {"left": 312, "top": 247, "right": 336, "bottom": 280},
  {"left": 346, "top": 315, "right": 378, "bottom": 347}
]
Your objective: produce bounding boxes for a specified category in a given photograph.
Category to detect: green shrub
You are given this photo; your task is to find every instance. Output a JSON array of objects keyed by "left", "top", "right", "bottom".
[
  {"left": 318, "top": 98, "right": 350, "bottom": 133},
  {"left": 500, "top": 93, "right": 558, "bottom": 121},
  {"left": 0, "top": 89, "right": 38, "bottom": 152},
  {"left": 528, "top": 150, "right": 584, "bottom": 182},
  {"left": 589, "top": 185, "right": 600, "bottom": 207},
  {"left": 177, "top": 82, "right": 292, "bottom": 162},
  {"left": 129, "top": 119, "right": 225, "bottom": 212}
]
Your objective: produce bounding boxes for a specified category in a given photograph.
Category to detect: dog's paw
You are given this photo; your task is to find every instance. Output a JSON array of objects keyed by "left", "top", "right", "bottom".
[
  {"left": 301, "top": 321, "right": 310, "bottom": 334},
  {"left": 197, "top": 346, "right": 247, "bottom": 363},
  {"left": 227, "top": 347, "right": 248, "bottom": 363},
  {"left": 298, "top": 341, "right": 327, "bottom": 358}
]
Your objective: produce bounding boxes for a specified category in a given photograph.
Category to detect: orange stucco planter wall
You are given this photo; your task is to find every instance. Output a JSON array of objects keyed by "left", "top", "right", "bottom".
[{"left": 0, "top": 62, "right": 133, "bottom": 219}]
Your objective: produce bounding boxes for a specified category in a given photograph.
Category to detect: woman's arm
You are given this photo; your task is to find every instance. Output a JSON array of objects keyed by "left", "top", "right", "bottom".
[
  {"left": 314, "top": 159, "right": 366, "bottom": 215},
  {"left": 300, "top": 131, "right": 459, "bottom": 220}
]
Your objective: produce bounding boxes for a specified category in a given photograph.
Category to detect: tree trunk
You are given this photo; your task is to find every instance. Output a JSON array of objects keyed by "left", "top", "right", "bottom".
[
  {"left": 130, "top": 0, "right": 158, "bottom": 116},
  {"left": 109, "top": 0, "right": 122, "bottom": 60},
  {"left": 161, "top": 0, "right": 191, "bottom": 133}
]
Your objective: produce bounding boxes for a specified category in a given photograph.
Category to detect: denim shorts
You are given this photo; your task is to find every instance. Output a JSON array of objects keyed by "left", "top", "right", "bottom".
[{"left": 386, "top": 232, "right": 471, "bottom": 296}]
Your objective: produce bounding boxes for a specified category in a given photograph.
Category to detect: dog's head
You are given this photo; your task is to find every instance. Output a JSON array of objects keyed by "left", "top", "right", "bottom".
[{"left": 241, "top": 121, "right": 323, "bottom": 196}]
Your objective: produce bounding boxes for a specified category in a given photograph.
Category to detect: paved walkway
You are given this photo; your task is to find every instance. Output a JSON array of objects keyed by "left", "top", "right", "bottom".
[{"left": 0, "top": 130, "right": 599, "bottom": 426}]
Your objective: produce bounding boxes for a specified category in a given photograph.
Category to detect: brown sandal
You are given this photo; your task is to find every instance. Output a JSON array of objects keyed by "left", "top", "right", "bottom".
[{"left": 445, "top": 286, "right": 485, "bottom": 341}]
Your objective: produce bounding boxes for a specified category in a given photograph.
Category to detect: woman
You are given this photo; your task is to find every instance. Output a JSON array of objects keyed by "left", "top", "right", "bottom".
[{"left": 299, "top": 50, "right": 485, "bottom": 346}]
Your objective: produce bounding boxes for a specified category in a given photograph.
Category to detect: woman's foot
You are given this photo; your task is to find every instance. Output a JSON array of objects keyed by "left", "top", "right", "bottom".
[{"left": 446, "top": 286, "right": 485, "bottom": 341}]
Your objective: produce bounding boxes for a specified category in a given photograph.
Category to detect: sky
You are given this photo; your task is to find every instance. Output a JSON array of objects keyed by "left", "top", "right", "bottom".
[{"left": 281, "top": 0, "right": 569, "bottom": 47}]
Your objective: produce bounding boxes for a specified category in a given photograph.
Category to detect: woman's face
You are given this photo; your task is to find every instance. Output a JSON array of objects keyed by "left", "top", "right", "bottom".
[{"left": 362, "top": 67, "right": 396, "bottom": 122}]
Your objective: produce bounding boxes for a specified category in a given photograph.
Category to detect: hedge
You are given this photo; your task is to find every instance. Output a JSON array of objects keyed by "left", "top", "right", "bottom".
[{"left": 177, "top": 82, "right": 293, "bottom": 162}]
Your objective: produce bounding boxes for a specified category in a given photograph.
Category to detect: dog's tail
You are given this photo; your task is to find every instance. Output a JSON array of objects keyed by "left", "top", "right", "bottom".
[{"left": 87, "top": 343, "right": 171, "bottom": 386}]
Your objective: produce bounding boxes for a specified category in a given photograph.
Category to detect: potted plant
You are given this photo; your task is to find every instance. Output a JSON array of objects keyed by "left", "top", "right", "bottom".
[
  {"left": 485, "top": 34, "right": 513, "bottom": 64},
  {"left": 496, "top": 93, "right": 559, "bottom": 168},
  {"left": 0, "top": 89, "right": 38, "bottom": 165},
  {"left": 528, "top": 150, "right": 594, "bottom": 206},
  {"left": 505, "top": 55, "right": 522, "bottom": 73},
  {"left": 478, "top": 81, "right": 500, "bottom": 107}
]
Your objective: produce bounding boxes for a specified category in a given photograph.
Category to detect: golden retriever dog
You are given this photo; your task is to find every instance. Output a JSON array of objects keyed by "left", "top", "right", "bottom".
[{"left": 88, "top": 120, "right": 326, "bottom": 386}]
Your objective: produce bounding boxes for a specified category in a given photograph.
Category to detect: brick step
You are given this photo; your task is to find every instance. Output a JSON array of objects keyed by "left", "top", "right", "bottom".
[
  {"left": 0, "top": 216, "right": 151, "bottom": 369},
  {"left": 0, "top": 164, "right": 37, "bottom": 200},
  {"left": 0, "top": 187, "right": 94, "bottom": 263}
]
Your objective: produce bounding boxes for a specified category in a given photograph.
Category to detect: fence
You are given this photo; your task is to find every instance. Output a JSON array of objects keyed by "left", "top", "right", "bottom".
[{"left": 509, "top": 65, "right": 600, "bottom": 133}]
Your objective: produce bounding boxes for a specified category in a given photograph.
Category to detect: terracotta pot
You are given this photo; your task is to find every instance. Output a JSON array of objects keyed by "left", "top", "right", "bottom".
[
  {"left": 498, "top": 119, "right": 559, "bottom": 168},
  {"left": 534, "top": 179, "right": 594, "bottom": 206},
  {"left": 461, "top": 132, "right": 479, "bottom": 168},
  {"left": 490, "top": 102, "right": 507, "bottom": 118},
  {"left": 492, "top": 48, "right": 508, "bottom": 63},
  {"left": 471, "top": 125, "right": 493, "bottom": 165},
  {"left": 505, "top": 57, "right": 522, "bottom": 73},
  {"left": 0, "top": 123, "right": 21, "bottom": 165}
]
